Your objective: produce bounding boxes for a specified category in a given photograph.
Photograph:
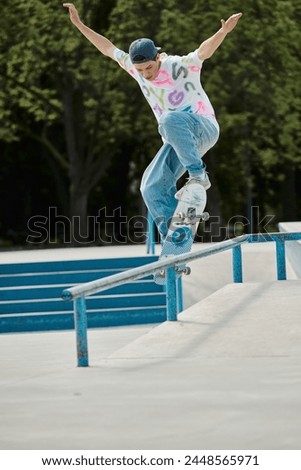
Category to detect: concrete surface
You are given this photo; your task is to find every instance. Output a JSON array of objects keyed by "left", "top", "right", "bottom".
[
  {"left": 182, "top": 241, "right": 297, "bottom": 308},
  {"left": 279, "top": 221, "right": 301, "bottom": 279},
  {"left": 0, "top": 243, "right": 301, "bottom": 450}
]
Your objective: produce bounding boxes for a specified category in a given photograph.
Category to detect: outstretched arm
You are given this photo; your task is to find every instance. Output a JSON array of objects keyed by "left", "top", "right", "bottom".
[
  {"left": 63, "top": 3, "right": 117, "bottom": 60},
  {"left": 198, "top": 13, "right": 242, "bottom": 61}
]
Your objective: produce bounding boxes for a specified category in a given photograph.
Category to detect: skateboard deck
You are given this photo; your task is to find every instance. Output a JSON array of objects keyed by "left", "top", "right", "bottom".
[{"left": 154, "top": 182, "right": 209, "bottom": 285}]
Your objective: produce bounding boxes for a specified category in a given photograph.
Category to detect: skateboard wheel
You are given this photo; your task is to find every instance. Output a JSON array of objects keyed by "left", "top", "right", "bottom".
[
  {"left": 177, "top": 212, "right": 186, "bottom": 222},
  {"left": 154, "top": 270, "right": 165, "bottom": 279},
  {"left": 201, "top": 211, "right": 210, "bottom": 221},
  {"left": 183, "top": 266, "right": 191, "bottom": 275}
]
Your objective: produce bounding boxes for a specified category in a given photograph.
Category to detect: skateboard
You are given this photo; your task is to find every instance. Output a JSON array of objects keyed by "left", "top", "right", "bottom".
[{"left": 154, "top": 182, "right": 209, "bottom": 285}]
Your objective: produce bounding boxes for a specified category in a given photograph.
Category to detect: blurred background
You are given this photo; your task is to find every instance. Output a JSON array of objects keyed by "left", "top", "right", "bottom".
[{"left": 0, "top": 0, "right": 300, "bottom": 248}]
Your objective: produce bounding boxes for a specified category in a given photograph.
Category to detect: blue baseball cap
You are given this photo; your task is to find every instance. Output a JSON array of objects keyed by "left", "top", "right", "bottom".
[{"left": 129, "top": 38, "right": 161, "bottom": 64}]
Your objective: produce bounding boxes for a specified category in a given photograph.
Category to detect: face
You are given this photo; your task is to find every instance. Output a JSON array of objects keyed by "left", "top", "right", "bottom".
[{"left": 134, "top": 56, "right": 161, "bottom": 81}]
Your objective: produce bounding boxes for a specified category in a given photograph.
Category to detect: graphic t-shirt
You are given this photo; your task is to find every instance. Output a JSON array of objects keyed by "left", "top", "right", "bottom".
[{"left": 113, "top": 48, "right": 218, "bottom": 128}]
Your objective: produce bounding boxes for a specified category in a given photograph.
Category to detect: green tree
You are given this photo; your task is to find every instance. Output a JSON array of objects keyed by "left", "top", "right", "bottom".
[
  {"left": 199, "top": 0, "right": 301, "bottom": 229},
  {"left": 0, "top": 0, "right": 121, "bottom": 243},
  {"left": 0, "top": 0, "right": 300, "bottom": 246}
]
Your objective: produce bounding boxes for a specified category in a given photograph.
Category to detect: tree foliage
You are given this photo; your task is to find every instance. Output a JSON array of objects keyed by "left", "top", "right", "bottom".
[{"left": 0, "top": 0, "right": 300, "bottom": 246}]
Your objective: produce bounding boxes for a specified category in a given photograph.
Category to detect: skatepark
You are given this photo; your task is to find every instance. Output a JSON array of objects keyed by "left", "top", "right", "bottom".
[{"left": 0, "top": 222, "right": 301, "bottom": 450}]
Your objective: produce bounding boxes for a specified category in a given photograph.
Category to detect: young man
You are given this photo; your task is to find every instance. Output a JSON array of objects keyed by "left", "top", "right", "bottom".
[{"left": 63, "top": 3, "right": 242, "bottom": 240}]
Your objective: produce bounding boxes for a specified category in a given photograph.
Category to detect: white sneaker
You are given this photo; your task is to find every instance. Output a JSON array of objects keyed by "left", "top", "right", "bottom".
[
  {"left": 196, "top": 171, "right": 211, "bottom": 190},
  {"left": 175, "top": 173, "right": 211, "bottom": 202}
]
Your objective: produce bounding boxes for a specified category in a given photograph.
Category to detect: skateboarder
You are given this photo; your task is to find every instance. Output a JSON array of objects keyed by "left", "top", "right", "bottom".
[{"left": 63, "top": 3, "right": 242, "bottom": 241}]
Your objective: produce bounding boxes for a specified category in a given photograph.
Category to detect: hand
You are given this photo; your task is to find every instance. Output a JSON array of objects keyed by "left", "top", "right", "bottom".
[
  {"left": 221, "top": 12, "right": 242, "bottom": 34},
  {"left": 63, "top": 3, "right": 81, "bottom": 25}
]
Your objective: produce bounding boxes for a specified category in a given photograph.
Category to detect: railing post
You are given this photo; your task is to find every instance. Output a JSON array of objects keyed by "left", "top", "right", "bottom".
[
  {"left": 275, "top": 239, "right": 286, "bottom": 280},
  {"left": 146, "top": 212, "right": 155, "bottom": 255},
  {"left": 74, "top": 296, "right": 89, "bottom": 367},
  {"left": 176, "top": 276, "right": 183, "bottom": 313},
  {"left": 232, "top": 245, "right": 243, "bottom": 282},
  {"left": 166, "top": 267, "right": 178, "bottom": 321}
]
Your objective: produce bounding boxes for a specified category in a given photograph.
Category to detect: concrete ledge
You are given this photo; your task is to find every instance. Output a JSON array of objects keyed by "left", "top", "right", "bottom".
[
  {"left": 279, "top": 222, "right": 301, "bottom": 278},
  {"left": 110, "top": 280, "right": 301, "bottom": 359},
  {"left": 1, "top": 281, "right": 301, "bottom": 449}
]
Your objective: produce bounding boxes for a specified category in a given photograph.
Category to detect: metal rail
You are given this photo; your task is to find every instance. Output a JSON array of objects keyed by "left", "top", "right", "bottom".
[
  {"left": 62, "top": 235, "right": 248, "bottom": 300},
  {"left": 61, "top": 232, "right": 301, "bottom": 367},
  {"left": 62, "top": 235, "right": 248, "bottom": 367},
  {"left": 233, "top": 232, "right": 301, "bottom": 282}
]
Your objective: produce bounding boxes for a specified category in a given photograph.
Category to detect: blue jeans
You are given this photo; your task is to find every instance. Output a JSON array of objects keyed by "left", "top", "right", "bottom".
[{"left": 140, "top": 112, "right": 220, "bottom": 239}]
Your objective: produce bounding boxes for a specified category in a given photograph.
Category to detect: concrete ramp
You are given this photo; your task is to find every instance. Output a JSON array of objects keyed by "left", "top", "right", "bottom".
[
  {"left": 1, "top": 280, "right": 301, "bottom": 450},
  {"left": 279, "top": 222, "right": 301, "bottom": 278},
  {"left": 111, "top": 280, "right": 301, "bottom": 359}
]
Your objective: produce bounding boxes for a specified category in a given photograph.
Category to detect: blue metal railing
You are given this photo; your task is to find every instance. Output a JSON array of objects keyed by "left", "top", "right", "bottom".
[
  {"left": 146, "top": 212, "right": 156, "bottom": 255},
  {"left": 62, "top": 235, "right": 247, "bottom": 366},
  {"left": 62, "top": 232, "right": 301, "bottom": 367},
  {"left": 233, "top": 232, "right": 301, "bottom": 282}
]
